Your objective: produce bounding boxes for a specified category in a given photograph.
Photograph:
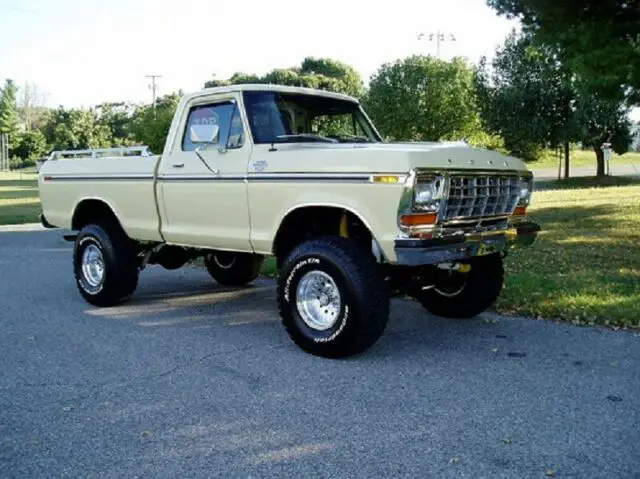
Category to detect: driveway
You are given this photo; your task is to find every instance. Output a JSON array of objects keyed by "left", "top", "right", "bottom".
[{"left": 1, "top": 227, "right": 639, "bottom": 478}]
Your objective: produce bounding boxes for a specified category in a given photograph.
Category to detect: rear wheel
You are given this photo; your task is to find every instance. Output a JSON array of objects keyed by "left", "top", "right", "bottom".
[
  {"left": 414, "top": 253, "right": 504, "bottom": 319},
  {"left": 73, "top": 222, "right": 139, "bottom": 307},
  {"left": 204, "top": 251, "right": 264, "bottom": 286},
  {"left": 277, "top": 236, "right": 390, "bottom": 358}
]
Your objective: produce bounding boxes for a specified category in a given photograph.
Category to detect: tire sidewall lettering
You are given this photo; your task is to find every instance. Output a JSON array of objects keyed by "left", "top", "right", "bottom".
[
  {"left": 283, "top": 256, "right": 321, "bottom": 303},
  {"left": 283, "top": 255, "right": 354, "bottom": 344},
  {"left": 313, "top": 304, "right": 349, "bottom": 343}
]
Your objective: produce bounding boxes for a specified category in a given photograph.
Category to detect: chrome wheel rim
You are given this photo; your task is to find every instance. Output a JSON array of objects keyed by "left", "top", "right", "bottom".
[
  {"left": 296, "top": 270, "right": 342, "bottom": 331},
  {"left": 81, "top": 244, "right": 105, "bottom": 291},
  {"left": 434, "top": 277, "right": 467, "bottom": 297},
  {"left": 213, "top": 253, "right": 236, "bottom": 269}
]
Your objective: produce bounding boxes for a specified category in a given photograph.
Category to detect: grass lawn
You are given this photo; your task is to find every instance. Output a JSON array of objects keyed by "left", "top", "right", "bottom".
[
  {"left": 527, "top": 149, "right": 640, "bottom": 170},
  {"left": 0, "top": 171, "right": 40, "bottom": 225},
  {"left": 495, "top": 177, "right": 640, "bottom": 328}
]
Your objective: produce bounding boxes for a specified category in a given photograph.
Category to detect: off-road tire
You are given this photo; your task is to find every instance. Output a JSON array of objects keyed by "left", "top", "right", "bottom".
[
  {"left": 204, "top": 251, "right": 264, "bottom": 286},
  {"left": 277, "top": 236, "right": 390, "bottom": 358},
  {"left": 73, "top": 221, "right": 139, "bottom": 307},
  {"left": 415, "top": 253, "right": 504, "bottom": 319}
]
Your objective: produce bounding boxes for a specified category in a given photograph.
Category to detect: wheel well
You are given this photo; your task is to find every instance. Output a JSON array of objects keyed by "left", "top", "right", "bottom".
[
  {"left": 273, "top": 206, "right": 374, "bottom": 265},
  {"left": 71, "top": 199, "right": 121, "bottom": 231}
]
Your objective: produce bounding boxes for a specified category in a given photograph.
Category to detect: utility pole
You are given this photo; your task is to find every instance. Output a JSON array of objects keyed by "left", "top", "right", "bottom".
[
  {"left": 145, "top": 74, "right": 162, "bottom": 112},
  {"left": 417, "top": 30, "right": 456, "bottom": 58}
]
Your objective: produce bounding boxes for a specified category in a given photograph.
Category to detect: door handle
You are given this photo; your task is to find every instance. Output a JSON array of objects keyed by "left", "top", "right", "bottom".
[{"left": 172, "top": 163, "right": 184, "bottom": 168}]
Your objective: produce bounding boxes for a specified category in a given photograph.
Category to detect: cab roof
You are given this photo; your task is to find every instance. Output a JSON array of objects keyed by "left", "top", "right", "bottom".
[{"left": 185, "top": 83, "right": 360, "bottom": 104}]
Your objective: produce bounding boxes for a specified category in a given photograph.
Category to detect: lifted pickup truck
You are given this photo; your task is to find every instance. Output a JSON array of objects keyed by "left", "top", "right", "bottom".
[{"left": 38, "top": 83, "right": 540, "bottom": 358}]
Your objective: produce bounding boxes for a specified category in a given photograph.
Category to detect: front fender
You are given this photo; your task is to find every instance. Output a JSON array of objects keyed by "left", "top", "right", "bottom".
[{"left": 248, "top": 182, "right": 405, "bottom": 263}]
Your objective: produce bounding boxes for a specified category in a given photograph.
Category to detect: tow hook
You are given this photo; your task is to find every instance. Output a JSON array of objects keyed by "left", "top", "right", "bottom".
[{"left": 436, "top": 262, "right": 472, "bottom": 273}]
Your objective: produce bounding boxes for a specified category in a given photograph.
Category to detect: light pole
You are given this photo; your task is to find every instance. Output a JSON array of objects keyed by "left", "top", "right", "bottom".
[{"left": 417, "top": 30, "right": 457, "bottom": 58}]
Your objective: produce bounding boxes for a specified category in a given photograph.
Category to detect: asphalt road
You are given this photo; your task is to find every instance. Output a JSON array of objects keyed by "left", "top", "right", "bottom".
[{"left": 1, "top": 227, "right": 639, "bottom": 478}]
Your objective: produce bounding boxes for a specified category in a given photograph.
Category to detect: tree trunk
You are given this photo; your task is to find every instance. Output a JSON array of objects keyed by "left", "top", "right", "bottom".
[
  {"left": 595, "top": 146, "right": 605, "bottom": 177},
  {"left": 563, "top": 142, "right": 570, "bottom": 179}
]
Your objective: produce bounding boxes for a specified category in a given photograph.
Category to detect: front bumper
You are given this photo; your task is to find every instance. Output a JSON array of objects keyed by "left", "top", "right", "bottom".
[{"left": 394, "top": 221, "right": 541, "bottom": 266}]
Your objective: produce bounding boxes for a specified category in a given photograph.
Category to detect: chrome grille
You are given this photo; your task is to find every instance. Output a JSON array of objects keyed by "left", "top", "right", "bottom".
[{"left": 443, "top": 174, "right": 520, "bottom": 221}]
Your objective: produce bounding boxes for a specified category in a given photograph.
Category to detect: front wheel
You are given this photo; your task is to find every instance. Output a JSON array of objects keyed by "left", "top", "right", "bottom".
[
  {"left": 414, "top": 253, "right": 504, "bottom": 319},
  {"left": 277, "top": 236, "right": 390, "bottom": 358}
]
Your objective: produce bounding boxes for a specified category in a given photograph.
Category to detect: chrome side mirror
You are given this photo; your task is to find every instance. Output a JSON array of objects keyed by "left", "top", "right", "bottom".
[{"left": 190, "top": 124, "right": 219, "bottom": 144}]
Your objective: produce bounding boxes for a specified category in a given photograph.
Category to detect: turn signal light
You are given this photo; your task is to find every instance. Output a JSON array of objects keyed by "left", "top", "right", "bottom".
[
  {"left": 513, "top": 206, "right": 527, "bottom": 216},
  {"left": 372, "top": 175, "right": 402, "bottom": 183},
  {"left": 400, "top": 213, "right": 438, "bottom": 227}
]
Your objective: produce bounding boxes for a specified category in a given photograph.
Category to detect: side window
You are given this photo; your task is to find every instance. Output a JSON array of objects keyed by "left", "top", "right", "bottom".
[{"left": 182, "top": 101, "right": 245, "bottom": 151}]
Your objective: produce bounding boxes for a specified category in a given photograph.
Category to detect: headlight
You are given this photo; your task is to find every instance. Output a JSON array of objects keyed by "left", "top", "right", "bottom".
[
  {"left": 413, "top": 175, "right": 444, "bottom": 212},
  {"left": 518, "top": 174, "right": 534, "bottom": 206}
]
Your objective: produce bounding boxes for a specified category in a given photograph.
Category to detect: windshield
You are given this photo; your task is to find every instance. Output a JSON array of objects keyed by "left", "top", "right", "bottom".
[{"left": 242, "top": 90, "right": 381, "bottom": 144}]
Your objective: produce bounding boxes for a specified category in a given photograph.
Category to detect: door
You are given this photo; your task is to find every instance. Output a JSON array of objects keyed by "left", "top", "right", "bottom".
[{"left": 157, "top": 92, "right": 253, "bottom": 251}]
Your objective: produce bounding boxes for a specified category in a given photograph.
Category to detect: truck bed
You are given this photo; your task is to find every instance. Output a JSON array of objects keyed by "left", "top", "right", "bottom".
[{"left": 38, "top": 154, "right": 164, "bottom": 242}]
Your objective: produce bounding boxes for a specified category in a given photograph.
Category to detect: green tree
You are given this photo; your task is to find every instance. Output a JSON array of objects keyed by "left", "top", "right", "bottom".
[
  {"left": 204, "top": 57, "right": 365, "bottom": 99},
  {"left": 298, "top": 57, "right": 365, "bottom": 98},
  {"left": 43, "top": 107, "right": 112, "bottom": 150},
  {"left": 574, "top": 90, "right": 632, "bottom": 175},
  {"left": 475, "top": 30, "right": 577, "bottom": 165},
  {"left": 205, "top": 72, "right": 261, "bottom": 88},
  {"left": 0, "top": 79, "right": 21, "bottom": 144},
  {"left": 13, "top": 130, "right": 48, "bottom": 162},
  {"left": 476, "top": 29, "right": 632, "bottom": 176},
  {"left": 364, "top": 55, "right": 481, "bottom": 142},
  {"left": 95, "top": 102, "right": 137, "bottom": 147},
  {"left": 486, "top": 0, "right": 640, "bottom": 104},
  {"left": 128, "top": 92, "right": 182, "bottom": 153}
]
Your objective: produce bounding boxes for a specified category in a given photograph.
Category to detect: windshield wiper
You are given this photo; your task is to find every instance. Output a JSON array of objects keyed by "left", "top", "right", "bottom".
[
  {"left": 274, "top": 134, "right": 338, "bottom": 144},
  {"left": 332, "top": 134, "right": 375, "bottom": 143}
]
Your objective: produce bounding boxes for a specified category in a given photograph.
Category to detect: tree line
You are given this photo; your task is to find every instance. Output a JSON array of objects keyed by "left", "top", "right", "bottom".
[
  {"left": 0, "top": 78, "right": 183, "bottom": 169},
  {"left": 0, "top": 25, "right": 637, "bottom": 176}
]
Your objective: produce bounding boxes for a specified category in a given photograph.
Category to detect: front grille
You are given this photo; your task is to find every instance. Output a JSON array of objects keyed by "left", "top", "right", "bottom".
[{"left": 442, "top": 174, "right": 520, "bottom": 222}]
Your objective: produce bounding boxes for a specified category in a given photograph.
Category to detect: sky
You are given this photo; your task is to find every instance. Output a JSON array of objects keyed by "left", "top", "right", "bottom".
[
  {"left": 0, "top": 0, "right": 638, "bottom": 121},
  {"left": 0, "top": 0, "right": 522, "bottom": 106}
]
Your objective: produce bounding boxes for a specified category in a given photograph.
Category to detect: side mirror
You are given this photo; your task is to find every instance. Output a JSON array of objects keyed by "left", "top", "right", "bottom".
[{"left": 190, "top": 124, "right": 219, "bottom": 144}]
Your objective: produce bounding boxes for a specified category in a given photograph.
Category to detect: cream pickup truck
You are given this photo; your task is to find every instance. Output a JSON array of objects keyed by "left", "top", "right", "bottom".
[{"left": 38, "top": 84, "right": 540, "bottom": 358}]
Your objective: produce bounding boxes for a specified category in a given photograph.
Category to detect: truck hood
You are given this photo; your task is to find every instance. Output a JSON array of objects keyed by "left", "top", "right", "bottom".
[{"left": 259, "top": 140, "right": 529, "bottom": 174}]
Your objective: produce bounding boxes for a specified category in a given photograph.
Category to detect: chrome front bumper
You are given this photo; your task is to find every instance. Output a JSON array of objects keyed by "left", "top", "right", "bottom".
[{"left": 394, "top": 221, "right": 541, "bottom": 266}]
